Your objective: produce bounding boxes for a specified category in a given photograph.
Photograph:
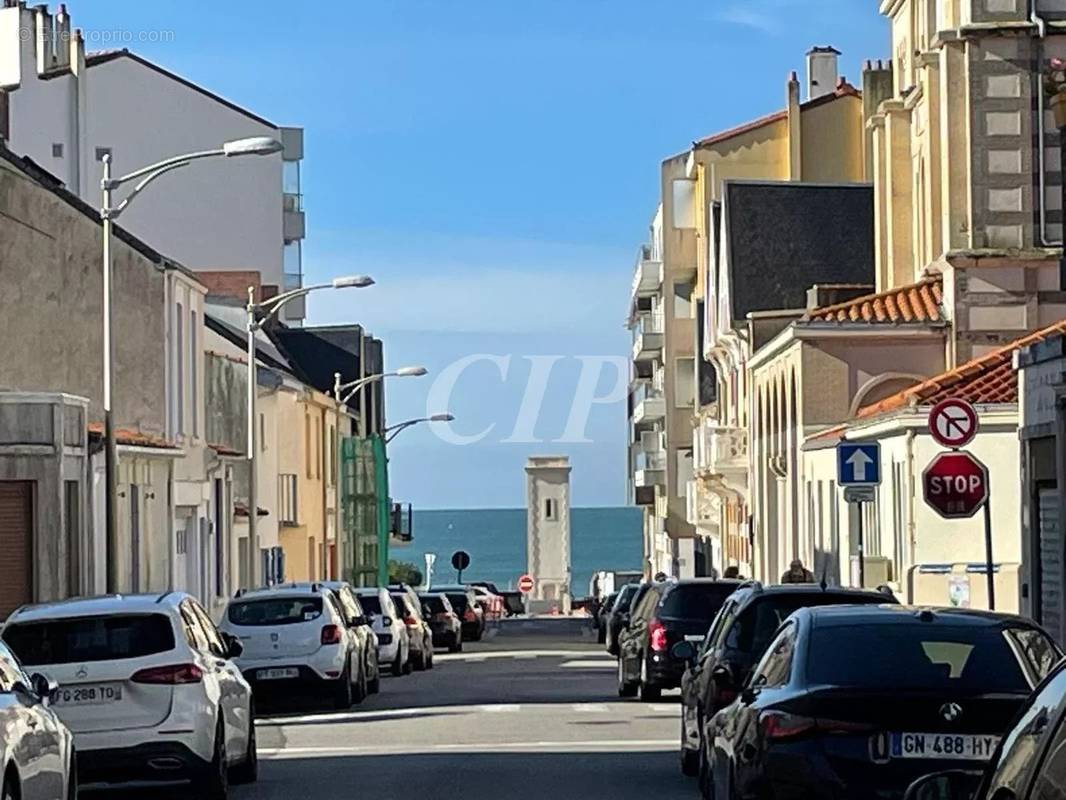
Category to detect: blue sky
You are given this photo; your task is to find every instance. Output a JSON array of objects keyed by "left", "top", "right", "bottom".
[{"left": 73, "top": 0, "right": 887, "bottom": 508}]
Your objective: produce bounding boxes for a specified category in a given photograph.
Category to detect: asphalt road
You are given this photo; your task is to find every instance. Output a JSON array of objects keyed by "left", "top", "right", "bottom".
[{"left": 92, "top": 618, "right": 696, "bottom": 799}]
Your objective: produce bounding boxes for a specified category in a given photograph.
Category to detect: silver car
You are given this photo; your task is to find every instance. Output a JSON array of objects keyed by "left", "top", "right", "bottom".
[{"left": 0, "top": 639, "right": 76, "bottom": 800}]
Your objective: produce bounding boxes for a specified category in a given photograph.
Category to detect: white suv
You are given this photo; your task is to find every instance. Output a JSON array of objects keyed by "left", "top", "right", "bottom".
[
  {"left": 1, "top": 593, "right": 255, "bottom": 798},
  {"left": 220, "top": 584, "right": 366, "bottom": 709},
  {"left": 355, "top": 588, "right": 410, "bottom": 676}
]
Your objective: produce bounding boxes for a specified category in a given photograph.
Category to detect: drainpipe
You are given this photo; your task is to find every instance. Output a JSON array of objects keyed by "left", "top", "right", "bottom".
[
  {"left": 1031, "top": 4, "right": 1055, "bottom": 248},
  {"left": 905, "top": 428, "right": 917, "bottom": 604}
]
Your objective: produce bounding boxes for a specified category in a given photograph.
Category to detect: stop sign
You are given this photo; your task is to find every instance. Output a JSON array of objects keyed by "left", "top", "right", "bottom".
[
  {"left": 518, "top": 574, "right": 535, "bottom": 594},
  {"left": 923, "top": 451, "right": 989, "bottom": 519}
]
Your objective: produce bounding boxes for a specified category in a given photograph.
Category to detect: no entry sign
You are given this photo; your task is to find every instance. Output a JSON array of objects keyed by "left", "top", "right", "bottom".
[
  {"left": 518, "top": 574, "right": 535, "bottom": 594},
  {"left": 929, "top": 398, "right": 979, "bottom": 450},
  {"left": 923, "top": 451, "right": 989, "bottom": 519}
]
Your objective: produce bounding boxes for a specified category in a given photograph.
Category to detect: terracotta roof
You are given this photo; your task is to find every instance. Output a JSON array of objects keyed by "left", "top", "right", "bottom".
[
  {"left": 87, "top": 423, "right": 177, "bottom": 450},
  {"left": 808, "top": 277, "right": 944, "bottom": 324},
  {"left": 209, "top": 443, "right": 243, "bottom": 457},
  {"left": 234, "top": 503, "right": 269, "bottom": 518},
  {"left": 694, "top": 82, "right": 861, "bottom": 148},
  {"left": 856, "top": 318, "right": 1066, "bottom": 419}
]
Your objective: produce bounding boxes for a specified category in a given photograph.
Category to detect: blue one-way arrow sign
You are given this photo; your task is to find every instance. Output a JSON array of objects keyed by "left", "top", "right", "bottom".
[{"left": 837, "top": 442, "right": 881, "bottom": 486}]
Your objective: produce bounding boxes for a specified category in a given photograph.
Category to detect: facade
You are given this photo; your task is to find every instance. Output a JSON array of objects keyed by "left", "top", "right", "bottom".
[
  {"left": 0, "top": 2, "right": 307, "bottom": 321},
  {"left": 525, "top": 456, "right": 572, "bottom": 613}
]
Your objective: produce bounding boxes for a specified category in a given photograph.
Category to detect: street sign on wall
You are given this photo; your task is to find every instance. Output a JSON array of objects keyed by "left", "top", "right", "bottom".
[
  {"left": 929, "top": 398, "right": 979, "bottom": 450},
  {"left": 837, "top": 442, "right": 881, "bottom": 486},
  {"left": 923, "top": 451, "right": 990, "bottom": 519}
]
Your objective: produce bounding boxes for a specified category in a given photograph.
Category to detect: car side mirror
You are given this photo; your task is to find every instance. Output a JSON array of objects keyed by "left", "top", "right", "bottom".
[
  {"left": 29, "top": 673, "right": 58, "bottom": 705},
  {"left": 222, "top": 633, "right": 244, "bottom": 659},
  {"left": 671, "top": 641, "right": 697, "bottom": 663},
  {"left": 902, "top": 771, "right": 983, "bottom": 800}
]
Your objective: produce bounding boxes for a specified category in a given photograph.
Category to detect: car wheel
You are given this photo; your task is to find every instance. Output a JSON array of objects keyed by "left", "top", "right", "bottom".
[
  {"left": 426, "top": 642, "right": 434, "bottom": 670},
  {"left": 617, "top": 657, "right": 637, "bottom": 698},
  {"left": 67, "top": 751, "right": 78, "bottom": 800},
  {"left": 391, "top": 649, "right": 404, "bottom": 676},
  {"left": 195, "top": 719, "right": 228, "bottom": 800},
  {"left": 413, "top": 646, "right": 427, "bottom": 671},
  {"left": 367, "top": 656, "right": 381, "bottom": 694},
  {"left": 639, "top": 658, "right": 661, "bottom": 702},
  {"left": 597, "top": 626, "right": 606, "bottom": 644},
  {"left": 448, "top": 634, "right": 462, "bottom": 653},
  {"left": 2, "top": 771, "right": 18, "bottom": 800},
  {"left": 697, "top": 748, "right": 714, "bottom": 800},
  {"left": 403, "top": 653, "right": 413, "bottom": 675},
  {"left": 230, "top": 705, "right": 258, "bottom": 785},
  {"left": 333, "top": 662, "right": 353, "bottom": 709},
  {"left": 352, "top": 658, "right": 368, "bottom": 703}
]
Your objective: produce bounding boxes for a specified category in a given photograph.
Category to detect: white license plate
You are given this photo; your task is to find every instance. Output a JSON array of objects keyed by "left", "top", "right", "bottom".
[
  {"left": 53, "top": 684, "right": 122, "bottom": 706},
  {"left": 257, "top": 668, "right": 299, "bottom": 681},
  {"left": 891, "top": 732, "right": 999, "bottom": 761},
  {"left": 685, "top": 635, "right": 704, "bottom": 642}
]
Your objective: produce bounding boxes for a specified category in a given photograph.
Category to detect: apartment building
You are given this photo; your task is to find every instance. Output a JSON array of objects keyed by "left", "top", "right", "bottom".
[{"left": 0, "top": 1, "right": 307, "bottom": 321}]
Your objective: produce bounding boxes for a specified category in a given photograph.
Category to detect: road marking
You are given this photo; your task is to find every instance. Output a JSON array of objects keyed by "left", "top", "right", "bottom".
[
  {"left": 260, "top": 739, "right": 677, "bottom": 759},
  {"left": 514, "top": 654, "right": 538, "bottom": 660},
  {"left": 258, "top": 701, "right": 656, "bottom": 726},
  {"left": 650, "top": 704, "right": 679, "bottom": 714},
  {"left": 435, "top": 649, "right": 607, "bottom": 662},
  {"left": 481, "top": 704, "right": 521, "bottom": 713},
  {"left": 560, "top": 660, "right": 616, "bottom": 669},
  {"left": 571, "top": 703, "right": 610, "bottom": 712}
]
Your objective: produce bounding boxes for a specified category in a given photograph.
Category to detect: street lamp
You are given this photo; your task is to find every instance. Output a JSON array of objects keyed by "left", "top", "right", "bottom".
[
  {"left": 245, "top": 276, "right": 374, "bottom": 589},
  {"left": 384, "top": 413, "right": 456, "bottom": 445},
  {"left": 332, "top": 366, "right": 428, "bottom": 582},
  {"left": 100, "top": 136, "right": 283, "bottom": 593}
]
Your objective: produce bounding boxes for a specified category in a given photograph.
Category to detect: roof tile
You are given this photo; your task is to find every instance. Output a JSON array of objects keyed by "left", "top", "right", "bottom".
[
  {"left": 808, "top": 277, "right": 944, "bottom": 325},
  {"left": 87, "top": 423, "right": 176, "bottom": 450}
]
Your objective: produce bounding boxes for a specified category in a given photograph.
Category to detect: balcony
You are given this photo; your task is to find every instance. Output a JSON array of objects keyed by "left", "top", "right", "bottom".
[
  {"left": 631, "top": 245, "right": 663, "bottom": 299},
  {"left": 686, "top": 479, "right": 721, "bottom": 530},
  {"left": 695, "top": 419, "right": 749, "bottom": 502},
  {"left": 634, "top": 451, "right": 667, "bottom": 492},
  {"left": 632, "top": 312, "right": 664, "bottom": 362},
  {"left": 284, "top": 207, "right": 306, "bottom": 241},
  {"left": 630, "top": 383, "right": 665, "bottom": 428}
]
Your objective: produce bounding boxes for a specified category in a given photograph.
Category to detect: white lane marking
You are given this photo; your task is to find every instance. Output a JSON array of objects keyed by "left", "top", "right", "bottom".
[
  {"left": 560, "top": 660, "right": 616, "bottom": 669},
  {"left": 435, "top": 649, "right": 607, "bottom": 662},
  {"left": 481, "top": 704, "right": 522, "bottom": 713},
  {"left": 260, "top": 739, "right": 676, "bottom": 759},
  {"left": 649, "top": 704, "right": 679, "bottom": 714},
  {"left": 571, "top": 703, "right": 610, "bottom": 713},
  {"left": 258, "top": 701, "right": 653, "bottom": 726},
  {"left": 514, "top": 654, "right": 538, "bottom": 660}
]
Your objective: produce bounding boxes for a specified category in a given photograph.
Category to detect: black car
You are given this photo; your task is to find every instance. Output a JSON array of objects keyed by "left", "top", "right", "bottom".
[
  {"left": 596, "top": 592, "right": 619, "bottom": 643},
  {"left": 419, "top": 592, "right": 463, "bottom": 652},
  {"left": 437, "top": 588, "right": 485, "bottom": 641},
  {"left": 705, "top": 605, "right": 1061, "bottom": 800},
  {"left": 617, "top": 579, "right": 740, "bottom": 702},
  {"left": 605, "top": 582, "right": 642, "bottom": 656},
  {"left": 905, "top": 658, "right": 1066, "bottom": 800},
  {"left": 677, "top": 582, "right": 898, "bottom": 780}
]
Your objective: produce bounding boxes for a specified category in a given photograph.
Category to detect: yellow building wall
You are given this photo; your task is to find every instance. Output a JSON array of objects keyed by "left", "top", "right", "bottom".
[{"left": 799, "top": 96, "right": 865, "bottom": 184}]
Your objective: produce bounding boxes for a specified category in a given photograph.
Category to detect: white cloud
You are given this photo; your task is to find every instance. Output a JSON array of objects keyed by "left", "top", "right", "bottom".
[{"left": 714, "top": 5, "right": 780, "bottom": 35}]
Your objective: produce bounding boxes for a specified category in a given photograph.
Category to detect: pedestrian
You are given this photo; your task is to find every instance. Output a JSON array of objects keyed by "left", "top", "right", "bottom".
[
  {"left": 653, "top": 572, "right": 668, "bottom": 582},
  {"left": 723, "top": 566, "right": 743, "bottom": 580},
  {"left": 780, "top": 559, "right": 815, "bottom": 584}
]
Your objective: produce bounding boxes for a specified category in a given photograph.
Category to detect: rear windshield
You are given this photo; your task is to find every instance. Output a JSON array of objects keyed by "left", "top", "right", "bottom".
[
  {"left": 358, "top": 595, "right": 382, "bottom": 615},
  {"left": 807, "top": 624, "right": 1036, "bottom": 692},
  {"left": 421, "top": 596, "right": 447, "bottom": 613},
  {"left": 446, "top": 593, "right": 469, "bottom": 612},
  {"left": 730, "top": 594, "right": 887, "bottom": 657},
  {"left": 660, "top": 584, "right": 737, "bottom": 621},
  {"left": 390, "top": 595, "right": 412, "bottom": 615},
  {"left": 613, "top": 585, "right": 637, "bottom": 611},
  {"left": 4, "top": 614, "right": 176, "bottom": 666},
  {"left": 227, "top": 597, "right": 323, "bottom": 627}
]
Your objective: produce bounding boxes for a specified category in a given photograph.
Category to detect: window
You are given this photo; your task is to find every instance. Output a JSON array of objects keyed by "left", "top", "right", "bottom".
[
  {"left": 632, "top": 586, "right": 661, "bottom": 622},
  {"left": 305, "top": 415, "right": 312, "bottom": 477},
  {"left": 659, "top": 584, "right": 736, "bottom": 623},
  {"left": 190, "top": 309, "right": 198, "bottom": 437},
  {"left": 674, "top": 281, "right": 694, "bottom": 319},
  {"left": 52, "top": 143, "right": 63, "bottom": 158},
  {"left": 0, "top": 644, "right": 23, "bottom": 691},
  {"left": 676, "top": 449, "right": 693, "bottom": 498},
  {"left": 672, "top": 179, "right": 696, "bottom": 229},
  {"left": 95, "top": 146, "right": 111, "bottom": 162},
  {"left": 278, "top": 474, "right": 298, "bottom": 525},
  {"left": 545, "top": 498, "right": 558, "bottom": 521},
  {"left": 675, "top": 357, "right": 696, "bottom": 408},
  {"left": 315, "top": 416, "right": 322, "bottom": 479},
  {"left": 175, "top": 302, "right": 184, "bottom": 435},
  {"left": 754, "top": 623, "right": 796, "bottom": 688},
  {"left": 179, "top": 602, "right": 210, "bottom": 652},
  {"left": 64, "top": 480, "right": 79, "bottom": 595},
  {"left": 4, "top": 615, "right": 176, "bottom": 665},
  {"left": 189, "top": 601, "right": 226, "bottom": 658},
  {"left": 227, "top": 597, "right": 323, "bottom": 626}
]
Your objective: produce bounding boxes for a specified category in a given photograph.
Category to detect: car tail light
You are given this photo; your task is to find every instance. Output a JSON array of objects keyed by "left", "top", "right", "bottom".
[
  {"left": 131, "top": 664, "right": 203, "bottom": 685},
  {"left": 464, "top": 608, "right": 477, "bottom": 622},
  {"left": 403, "top": 615, "right": 419, "bottom": 627},
  {"left": 759, "top": 711, "right": 817, "bottom": 740},
  {"left": 649, "top": 619, "right": 668, "bottom": 652},
  {"left": 321, "top": 625, "right": 343, "bottom": 645}
]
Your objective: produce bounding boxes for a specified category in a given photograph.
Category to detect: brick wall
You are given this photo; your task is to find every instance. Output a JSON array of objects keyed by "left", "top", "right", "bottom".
[{"left": 196, "top": 270, "right": 270, "bottom": 302}]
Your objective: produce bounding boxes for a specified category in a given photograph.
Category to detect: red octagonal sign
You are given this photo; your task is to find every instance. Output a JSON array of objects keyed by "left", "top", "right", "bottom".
[{"left": 923, "top": 451, "right": 989, "bottom": 519}]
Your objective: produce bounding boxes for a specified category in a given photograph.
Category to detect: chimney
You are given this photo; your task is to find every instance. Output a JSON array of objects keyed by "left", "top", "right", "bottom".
[
  {"left": 786, "top": 71, "right": 801, "bottom": 180},
  {"left": 33, "top": 4, "right": 53, "bottom": 75},
  {"left": 806, "top": 46, "right": 841, "bottom": 101},
  {"left": 53, "top": 3, "right": 69, "bottom": 69}
]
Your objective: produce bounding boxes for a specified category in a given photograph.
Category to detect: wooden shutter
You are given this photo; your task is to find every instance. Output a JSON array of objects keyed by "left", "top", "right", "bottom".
[{"left": 0, "top": 482, "right": 32, "bottom": 618}]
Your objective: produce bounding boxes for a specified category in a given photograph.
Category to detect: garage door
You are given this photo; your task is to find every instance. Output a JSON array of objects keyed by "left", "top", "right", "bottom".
[{"left": 0, "top": 482, "right": 32, "bottom": 619}]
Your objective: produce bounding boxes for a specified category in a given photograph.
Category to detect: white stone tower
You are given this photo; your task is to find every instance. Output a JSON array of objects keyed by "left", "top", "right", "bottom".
[{"left": 525, "top": 456, "right": 572, "bottom": 614}]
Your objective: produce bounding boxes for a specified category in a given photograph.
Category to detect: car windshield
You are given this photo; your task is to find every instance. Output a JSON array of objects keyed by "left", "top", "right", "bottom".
[
  {"left": 4, "top": 614, "right": 176, "bottom": 666},
  {"left": 729, "top": 594, "right": 887, "bottom": 656},
  {"left": 446, "top": 593, "right": 469, "bottom": 612},
  {"left": 358, "top": 595, "right": 383, "bottom": 615},
  {"left": 227, "top": 597, "right": 323, "bottom": 626},
  {"left": 659, "top": 584, "right": 737, "bottom": 621},
  {"left": 422, "top": 596, "right": 448, "bottom": 614},
  {"left": 807, "top": 623, "right": 1035, "bottom": 692}
]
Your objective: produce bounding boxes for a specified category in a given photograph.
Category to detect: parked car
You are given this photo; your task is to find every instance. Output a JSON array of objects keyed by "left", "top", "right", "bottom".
[
  {"left": 604, "top": 583, "right": 641, "bottom": 656},
  {"left": 419, "top": 593, "right": 463, "bottom": 653},
  {"left": 904, "top": 658, "right": 1066, "bottom": 800},
  {"left": 704, "top": 605, "right": 1061, "bottom": 800},
  {"left": 390, "top": 592, "right": 434, "bottom": 671},
  {"left": 677, "top": 582, "right": 898, "bottom": 780},
  {"left": 321, "top": 581, "right": 381, "bottom": 695},
  {"left": 220, "top": 584, "right": 367, "bottom": 709},
  {"left": 355, "top": 588, "right": 411, "bottom": 676},
  {"left": 433, "top": 587, "right": 485, "bottom": 641},
  {"left": 617, "top": 579, "right": 741, "bottom": 702},
  {"left": 467, "top": 585, "right": 504, "bottom": 619},
  {"left": 0, "top": 638, "right": 76, "bottom": 800},
  {"left": 3, "top": 593, "right": 255, "bottom": 797},
  {"left": 596, "top": 591, "right": 619, "bottom": 643},
  {"left": 497, "top": 590, "right": 525, "bottom": 617}
]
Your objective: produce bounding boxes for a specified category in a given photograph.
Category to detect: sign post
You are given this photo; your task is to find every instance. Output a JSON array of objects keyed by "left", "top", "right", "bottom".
[
  {"left": 924, "top": 399, "right": 994, "bottom": 610},
  {"left": 838, "top": 442, "right": 881, "bottom": 588},
  {"left": 451, "top": 550, "right": 471, "bottom": 583}
]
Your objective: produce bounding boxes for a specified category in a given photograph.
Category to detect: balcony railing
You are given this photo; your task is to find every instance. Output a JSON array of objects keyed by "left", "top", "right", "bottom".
[
  {"left": 632, "top": 312, "right": 664, "bottom": 362},
  {"left": 632, "top": 392, "right": 665, "bottom": 427},
  {"left": 695, "top": 419, "right": 748, "bottom": 476},
  {"left": 630, "top": 245, "right": 664, "bottom": 300}
]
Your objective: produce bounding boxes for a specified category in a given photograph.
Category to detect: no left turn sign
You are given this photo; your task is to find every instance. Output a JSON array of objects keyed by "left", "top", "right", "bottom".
[{"left": 928, "top": 398, "right": 979, "bottom": 450}]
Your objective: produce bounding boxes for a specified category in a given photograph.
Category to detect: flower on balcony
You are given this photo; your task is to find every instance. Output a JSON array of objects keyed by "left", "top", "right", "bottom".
[{"left": 1045, "top": 57, "right": 1066, "bottom": 97}]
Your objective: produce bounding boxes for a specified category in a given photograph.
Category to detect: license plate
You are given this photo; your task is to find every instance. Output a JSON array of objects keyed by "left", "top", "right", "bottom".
[
  {"left": 891, "top": 732, "right": 999, "bottom": 760},
  {"left": 53, "top": 684, "right": 122, "bottom": 706},
  {"left": 685, "top": 635, "right": 704, "bottom": 642},
  {"left": 257, "top": 668, "right": 299, "bottom": 681}
]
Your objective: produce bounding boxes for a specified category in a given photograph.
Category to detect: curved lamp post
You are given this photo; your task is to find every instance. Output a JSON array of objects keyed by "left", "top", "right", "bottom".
[
  {"left": 100, "top": 136, "right": 283, "bottom": 593},
  {"left": 384, "top": 413, "right": 456, "bottom": 445},
  {"left": 245, "top": 275, "right": 375, "bottom": 588}
]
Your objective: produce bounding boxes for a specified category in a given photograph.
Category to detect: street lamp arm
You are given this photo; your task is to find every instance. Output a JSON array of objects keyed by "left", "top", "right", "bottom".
[
  {"left": 109, "top": 160, "right": 193, "bottom": 219},
  {"left": 109, "top": 148, "right": 226, "bottom": 187}
]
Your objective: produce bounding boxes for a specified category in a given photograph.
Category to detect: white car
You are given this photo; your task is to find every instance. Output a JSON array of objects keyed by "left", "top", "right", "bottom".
[
  {"left": 354, "top": 589, "right": 410, "bottom": 676},
  {"left": 220, "top": 585, "right": 367, "bottom": 708},
  {"left": 0, "top": 639, "right": 76, "bottom": 800},
  {"left": 2, "top": 593, "right": 255, "bottom": 798}
]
